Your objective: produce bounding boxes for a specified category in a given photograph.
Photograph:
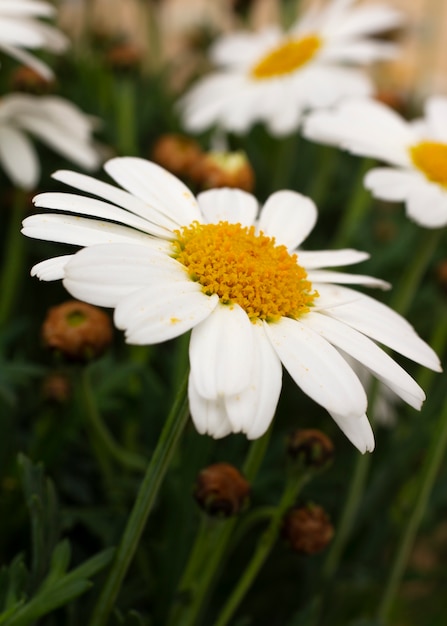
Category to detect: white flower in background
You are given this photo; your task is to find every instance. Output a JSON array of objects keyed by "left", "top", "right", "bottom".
[
  {"left": 0, "top": 0, "right": 68, "bottom": 79},
  {"left": 0, "top": 94, "right": 101, "bottom": 190},
  {"left": 303, "top": 96, "right": 447, "bottom": 228},
  {"left": 22, "top": 158, "right": 440, "bottom": 452},
  {"left": 179, "top": 0, "right": 403, "bottom": 136}
]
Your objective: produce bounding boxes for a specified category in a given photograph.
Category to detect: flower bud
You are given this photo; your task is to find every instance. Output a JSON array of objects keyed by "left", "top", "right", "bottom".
[
  {"left": 282, "top": 504, "right": 334, "bottom": 555},
  {"left": 42, "top": 300, "right": 113, "bottom": 361},
  {"left": 105, "top": 42, "right": 143, "bottom": 72},
  {"left": 436, "top": 259, "right": 447, "bottom": 295},
  {"left": 191, "top": 150, "right": 255, "bottom": 192},
  {"left": 194, "top": 462, "right": 250, "bottom": 517},
  {"left": 41, "top": 372, "right": 72, "bottom": 403},
  {"left": 11, "top": 65, "right": 54, "bottom": 94},
  {"left": 152, "top": 134, "right": 203, "bottom": 179},
  {"left": 287, "top": 429, "right": 334, "bottom": 469}
]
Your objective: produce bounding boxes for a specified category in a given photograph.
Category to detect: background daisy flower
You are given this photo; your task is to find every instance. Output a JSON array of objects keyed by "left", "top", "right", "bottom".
[
  {"left": 0, "top": 0, "right": 68, "bottom": 79},
  {"left": 22, "top": 158, "right": 441, "bottom": 453},
  {"left": 303, "top": 95, "right": 447, "bottom": 228},
  {"left": 179, "top": 0, "right": 403, "bottom": 136},
  {"left": 0, "top": 93, "right": 102, "bottom": 189}
]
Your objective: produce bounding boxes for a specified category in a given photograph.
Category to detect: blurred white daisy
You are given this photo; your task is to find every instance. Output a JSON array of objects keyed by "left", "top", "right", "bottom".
[
  {"left": 303, "top": 96, "right": 447, "bottom": 228},
  {"left": 22, "top": 158, "right": 440, "bottom": 452},
  {"left": 0, "top": 0, "right": 68, "bottom": 79},
  {"left": 179, "top": 0, "right": 403, "bottom": 136},
  {"left": 0, "top": 93, "right": 101, "bottom": 190}
]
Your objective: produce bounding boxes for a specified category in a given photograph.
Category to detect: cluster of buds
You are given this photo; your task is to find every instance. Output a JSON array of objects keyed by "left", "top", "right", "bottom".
[
  {"left": 41, "top": 300, "right": 113, "bottom": 361},
  {"left": 152, "top": 133, "right": 255, "bottom": 192},
  {"left": 194, "top": 462, "right": 250, "bottom": 517}
]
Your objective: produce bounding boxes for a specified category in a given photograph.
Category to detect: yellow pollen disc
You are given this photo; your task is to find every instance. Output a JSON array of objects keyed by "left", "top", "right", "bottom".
[
  {"left": 409, "top": 141, "right": 447, "bottom": 187},
  {"left": 172, "top": 221, "right": 318, "bottom": 323},
  {"left": 251, "top": 34, "right": 322, "bottom": 80}
]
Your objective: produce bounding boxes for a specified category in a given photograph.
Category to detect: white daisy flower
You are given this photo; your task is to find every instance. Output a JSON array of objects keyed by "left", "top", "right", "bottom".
[
  {"left": 0, "top": 0, "right": 68, "bottom": 79},
  {"left": 179, "top": 0, "right": 403, "bottom": 136},
  {"left": 303, "top": 96, "right": 447, "bottom": 228},
  {"left": 22, "top": 158, "right": 441, "bottom": 452},
  {"left": 0, "top": 93, "right": 102, "bottom": 190}
]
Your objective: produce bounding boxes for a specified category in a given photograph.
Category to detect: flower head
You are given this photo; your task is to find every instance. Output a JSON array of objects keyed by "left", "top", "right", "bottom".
[
  {"left": 179, "top": 0, "right": 403, "bottom": 136},
  {"left": 303, "top": 95, "right": 447, "bottom": 228},
  {"left": 22, "top": 158, "right": 441, "bottom": 452},
  {"left": 0, "top": 0, "right": 68, "bottom": 79},
  {"left": 0, "top": 93, "right": 101, "bottom": 190}
]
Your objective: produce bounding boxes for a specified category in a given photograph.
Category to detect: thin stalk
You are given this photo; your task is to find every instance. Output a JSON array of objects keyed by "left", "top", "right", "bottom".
[
  {"left": 0, "top": 189, "right": 27, "bottom": 327},
  {"left": 115, "top": 77, "right": 138, "bottom": 155},
  {"left": 332, "top": 158, "right": 374, "bottom": 249},
  {"left": 81, "top": 368, "right": 147, "bottom": 473},
  {"left": 168, "top": 427, "right": 273, "bottom": 626},
  {"left": 213, "top": 470, "right": 310, "bottom": 626},
  {"left": 377, "top": 396, "right": 447, "bottom": 624},
  {"left": 89, "top": 372, "right": 190, "bottom": 626}
]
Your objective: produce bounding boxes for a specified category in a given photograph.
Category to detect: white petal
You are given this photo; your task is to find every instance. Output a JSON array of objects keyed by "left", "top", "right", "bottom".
[
  {"left": 31, "top": 255, "right": 74, "bottom": 281},
  {"left": 189, "top": 303, "right": 255, "bottom": 399},
  {"left": 63, "top": 243, "right": 183, "bottom": 307},
  {"left": 258, "top": 191, "right": 317, "bottom": 250},
  {"left": 51, "top": 170, "right": 175, "bottom": 235},
  {"left": 364, "top": 167, "right": 420, "bottom": 202},
  {"left": 0, "top": 42, "right": 54, "bottom": 79},
  {"left": 188, "top": 375, "right": 233, "bottom": 438},
  {"left": 302, "top": 312, "right": 425, "bottom": 410},
  {"left": 104, "top": 157, "right": 201, "bottom": 227},
  {"left": 299, "top": 249, "right": 369, "bottom": 269},
  {"left": 424, "top": 96, "right": 447, "bottom": 142},
  {"left": 33, "top": 192, "right": 171, "bottom": 239},
  {"left": 321, "top": 284, "right": 442, "bottom": 371},
  {"left": 0, "top": 125, "right": 38, "bottom": 189},
  {"left": 22, "top": 214, "right": 156, "bottom": 247},
  {"left": 308, "top": 269, "right": 390, "bottom": 289},
  {"left": 406, "top": 182, "right": 447, "bottom": 228},
  {"left": 197, "top": 188, "right": 258, "bottom": 226},
  {"left": 329, "top": 412, "right": 375, "bottom": 453},
  {"left": 265, "top": 317, "right": 367, "bottom": 418},
  {"left": 113, "top": 282, "right": 218, "bottom": 344},
  {"left": 225, "top": 322, "right": 282, "bottom": 438}
]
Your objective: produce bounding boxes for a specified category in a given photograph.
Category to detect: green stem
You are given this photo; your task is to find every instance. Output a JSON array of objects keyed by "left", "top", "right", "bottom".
[
  {"left": 0, "top": 189, "right": 27, "bottom": 327},
  {"left": 271, "top": 133, "right": 299, "bottom": 191},
  {"left": 115, "top": 77, "right": 138, "bottom": 156},
  {"left": 389, "top": 228, "right": 443, "bottom": 314},
  {"left": 89, "top": 372, "right": 190, "bottom": 626},
  {"left": 332, "top": 158, "right": 374, "bottom": 249},
  {"left": 213, "top": 470, "right": 310, "bottom": 626},
  {"left": 306, "top": 146, "right": 338, "bottom": 209},
  {"left": 168, "top": 427, "right": 273, "bottom": 626},
  {"left": 377, "top": 396, "right": 447, "bottom": 624},
  {"left": 81, "top": 368, "right": 147, "bottom": 473}
]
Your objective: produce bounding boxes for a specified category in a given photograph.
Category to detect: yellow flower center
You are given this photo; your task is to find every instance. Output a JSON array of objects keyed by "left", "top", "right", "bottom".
[
  {"left": 251, "top": 34, "right": 322, "bottom": 80},
  {"left": 172, "top": 221, "right": 318, "bottom": 323},
  {"left": 409, "top": 141, "right": 447, "bottom": 187}
]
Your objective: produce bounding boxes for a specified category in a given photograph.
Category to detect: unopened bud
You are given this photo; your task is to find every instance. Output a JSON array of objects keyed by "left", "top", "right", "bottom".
[
  {"left": 436, "top": 259, "right": 447, "bottom": 295},
  {"left": 11, "top": 65, "right": 54, "bottom": 94},
  {"left": 282, "top": 504, "right": 334, "bottom": 555},
  {"left": 194, "top": 462, "right": 250, "bottom": 517},
  {"left": 42, "top": 300, "right": 113, "bottom": 361},
  {"left": 152, "top": 134, "right": 203, "bottom": 178},
  {"left": 42, "top": 372, "right": 72, "bottom": 403},
  {"left": 191, "top": 150, "right": 255, "bottom": 192},
  {"left": 106, "top": 42, "right": 143, "bottom": 72},
  {"left": 287, "top": 429, "right": 334, "bottom": 469}
]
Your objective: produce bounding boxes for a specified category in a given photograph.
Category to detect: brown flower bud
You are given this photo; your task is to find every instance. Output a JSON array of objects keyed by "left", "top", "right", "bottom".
[
  {"left": 42, "top": 300, "right": 113, "bottom": 361},
  {"left": 105, "top": 42, "right": 143, "bottom": 72},
  {"left": 282, "top": 504, "right": 334, "bottom": 555},
  {"left": 194, "top": 462, "right": 250, "bottom": 517},
  {"left": 11, "top": 65, "right": 54, "bottom": 94},
  {"left": 287, "top": 429, "right": 334, "bottom": 469},
  {"left": 41, "top": 372, "right": 72, "bottom": 403},
  {"left": 191, "top": 150, "right": 255, "bottom": 192},
  {"left": 152, "top": 134, "right": 203, "bottom": 179},
  {"left": 436, "top": 259, "right": 447, "bottom": 295}
]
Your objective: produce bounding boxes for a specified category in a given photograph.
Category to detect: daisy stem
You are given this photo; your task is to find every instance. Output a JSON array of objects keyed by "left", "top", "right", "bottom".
[
  {"left": 89, "top": 371, "right": 190, "bottom": 626},
  {"left": 81, "top": 367, "right": 147, "bottom": 473},
  {"left": 332, "top": 158, "right": 375, "bottom": 249},
  {"left": 389, "top": 227, "right": 443, "bottom": 315},
  {"left": 168, "top": 428, "right": 273, "bottom": 626},
  {"left": 213, "top": 468, "right": 311, "bottom": 626},
  {"left": 377, "top": 397, "right": 447, "bottom": 624},
  {"left": 0, "top": 189, "right": 27, "bottom": 328}
]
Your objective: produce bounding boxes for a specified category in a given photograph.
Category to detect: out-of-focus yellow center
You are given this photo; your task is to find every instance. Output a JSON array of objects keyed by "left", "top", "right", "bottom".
[
  {"left": 251, "top": 34, "right": 322, "bottom": 80},
  {"left": 410, "top": 141, "right": 447, "bottom": 187},
  {"left": 172, "top": 221, "right": 318, "bottom": 322}
]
